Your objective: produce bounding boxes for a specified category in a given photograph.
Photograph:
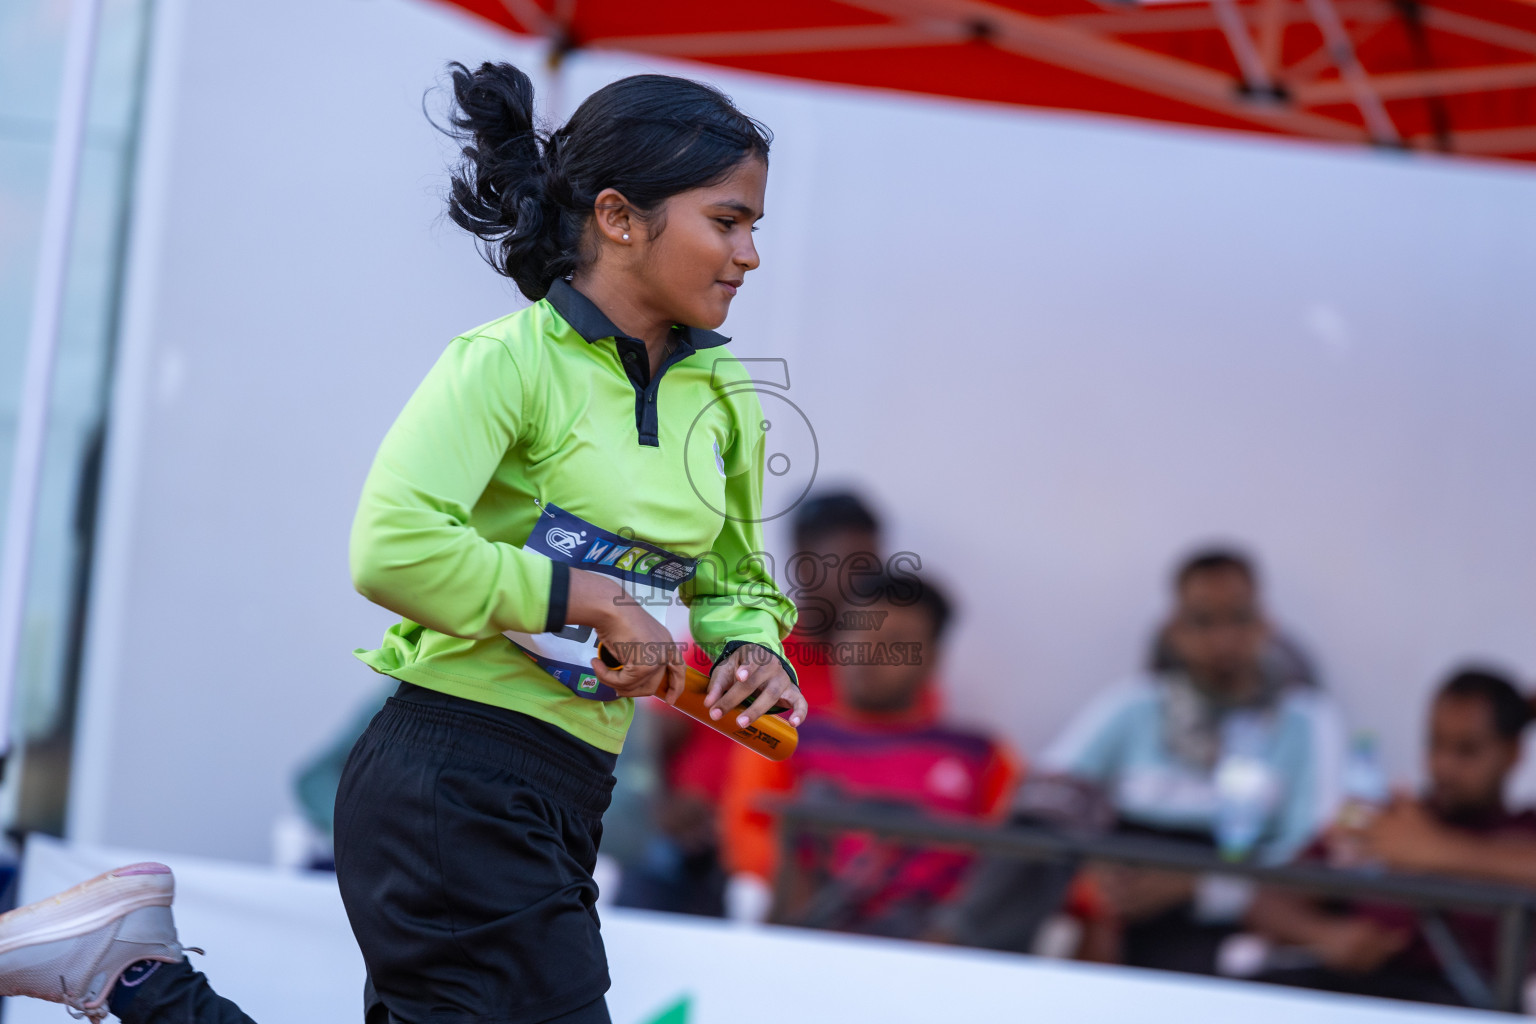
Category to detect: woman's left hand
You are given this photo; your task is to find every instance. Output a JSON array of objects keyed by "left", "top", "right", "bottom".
[{"left": 704, "top": 645, "right": 807, "bottom": 729}]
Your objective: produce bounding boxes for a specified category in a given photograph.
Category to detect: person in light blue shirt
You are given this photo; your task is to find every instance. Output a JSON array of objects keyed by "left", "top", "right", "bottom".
[{"left": 1040, "top": 547, "right": 1345, "bottom": 971}]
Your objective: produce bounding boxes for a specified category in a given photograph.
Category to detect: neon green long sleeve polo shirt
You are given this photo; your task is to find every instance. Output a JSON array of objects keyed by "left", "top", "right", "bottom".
[{"left": 350, "top": 279, "right": 798, "bottom": 753}]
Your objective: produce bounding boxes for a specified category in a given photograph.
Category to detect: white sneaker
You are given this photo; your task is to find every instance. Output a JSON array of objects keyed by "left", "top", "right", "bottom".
[{"left": 0, "top": 862, "right": 188, "bottom": 1020}]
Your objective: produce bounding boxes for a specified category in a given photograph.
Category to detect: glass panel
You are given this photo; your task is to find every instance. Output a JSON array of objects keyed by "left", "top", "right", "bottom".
[
  {"left": 0, "top": 0, "right": 70, "bottom": 540},
  {"left": 1, "top": 0, "right": 153, "bottom": 834}
]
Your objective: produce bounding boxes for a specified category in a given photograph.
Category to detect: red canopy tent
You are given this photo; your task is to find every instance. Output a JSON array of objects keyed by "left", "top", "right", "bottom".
[{"left": 429, "top": 0, "right": 1536, "bottom": 163}]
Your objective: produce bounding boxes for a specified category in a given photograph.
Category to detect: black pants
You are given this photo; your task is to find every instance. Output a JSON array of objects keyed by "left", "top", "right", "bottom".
[
  {"left": 108, "top": 959, "right": 256, "bottom": 1024},
  {"left": 335, "top": 683, "right": 617, "bottom": 1024},
  {"left": 102, "top": 952, "right": 611, "bottom": 1024}
]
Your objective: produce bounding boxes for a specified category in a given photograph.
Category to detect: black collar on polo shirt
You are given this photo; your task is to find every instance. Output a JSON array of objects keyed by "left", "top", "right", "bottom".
[
  {"left": 544, "top": 278, "right": 730, "bottom": 447},
  {"left": 545, "top": 278, "right": 731, "bottom": 352}
]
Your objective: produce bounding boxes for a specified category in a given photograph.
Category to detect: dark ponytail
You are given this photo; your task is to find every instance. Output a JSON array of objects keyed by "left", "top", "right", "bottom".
[{"left": 441, "top": 62, "right": 772, "bottom": 301}]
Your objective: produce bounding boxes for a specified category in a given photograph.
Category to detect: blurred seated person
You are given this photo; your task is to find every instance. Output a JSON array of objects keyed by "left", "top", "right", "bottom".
[
  {"left": 1148, "top": 618, "right": 1321, "bottom": 690},
  {"left": 722, "top": 572, "right": 1021, "bottom": 938},
  {"left": 782, "top": 490, "right": 886, "bottom": 712},
  {"left": 1038, "top": 547, "right": 1344, "bottom": 972},
  {"left": 610, "top": 489, "right": 890, "bottom": 917},
  {"left": 712, "top": 491, "right": 941, "bottom": 912},
  {"left": 1247, "top": 668, "right": 1536, "bottom": 1008}
]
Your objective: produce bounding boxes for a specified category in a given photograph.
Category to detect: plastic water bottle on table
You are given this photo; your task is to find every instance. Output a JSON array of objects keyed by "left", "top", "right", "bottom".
[
  {"left": 1213, "top": 712, "right": 1280, "bottom": 862},
  {"left": 1329, "top": 730, "right": 1388, "bottom": 869}
]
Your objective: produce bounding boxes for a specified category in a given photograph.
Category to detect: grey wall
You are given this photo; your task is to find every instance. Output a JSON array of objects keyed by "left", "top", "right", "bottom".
[{"left": 73, "top": 0, "right": 1536, "bottom": 860}]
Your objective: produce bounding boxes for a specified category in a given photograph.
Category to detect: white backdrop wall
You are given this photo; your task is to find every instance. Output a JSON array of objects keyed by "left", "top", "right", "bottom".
[{"left": 70, "top": 0, "right": 1536, "bottom": 860}]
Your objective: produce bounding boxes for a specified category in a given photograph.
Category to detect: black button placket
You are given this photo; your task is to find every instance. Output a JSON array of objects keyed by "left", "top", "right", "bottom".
[
  {"left": 615, "top": 339, "right": 652, "bottom": 446},
  {"left": 615, "top": 330, "right": 694, "bottom": 448}
]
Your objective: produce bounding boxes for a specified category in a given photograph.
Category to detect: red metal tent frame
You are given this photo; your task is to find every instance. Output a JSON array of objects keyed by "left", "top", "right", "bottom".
[{"left": 430, "top": 0, "right": 1536, "bottom": 163}]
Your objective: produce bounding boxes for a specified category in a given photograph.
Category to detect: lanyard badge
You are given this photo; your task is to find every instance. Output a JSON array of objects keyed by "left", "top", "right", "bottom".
[{"left": 504, "top": 502, "right": 697, "bottom": 700}]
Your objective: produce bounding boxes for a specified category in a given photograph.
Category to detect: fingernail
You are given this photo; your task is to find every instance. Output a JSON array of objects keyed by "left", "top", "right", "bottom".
[
  {"left": 791, "top": 716, "right": 802, "bottom": 726},
  {"left": 710, "top": 708, "right": 722, "bottom": 720},
  {"left": 737, "top": 715, "right": 749, "bottom": 728}
]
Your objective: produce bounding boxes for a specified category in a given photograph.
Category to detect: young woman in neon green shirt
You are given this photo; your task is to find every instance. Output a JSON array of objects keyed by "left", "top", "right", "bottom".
[{"left": 332, "top": 63, "right": 807, "bottom": 1024}]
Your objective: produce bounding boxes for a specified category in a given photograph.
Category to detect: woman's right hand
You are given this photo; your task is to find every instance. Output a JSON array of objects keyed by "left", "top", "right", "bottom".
[{"left": 568, "top": 568, "right": 685, "bottom": 703}]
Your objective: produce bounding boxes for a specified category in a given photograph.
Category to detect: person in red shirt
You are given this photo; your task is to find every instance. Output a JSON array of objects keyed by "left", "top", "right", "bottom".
[
  {"left": 724, "top": 571, "right": 1020, "bottom": 938},
  {"left": 1248, "top": 667, "right": 1536, "bottom": 1007}
]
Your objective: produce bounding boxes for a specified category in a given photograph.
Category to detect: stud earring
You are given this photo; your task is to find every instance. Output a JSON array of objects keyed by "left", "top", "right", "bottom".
[{"left": 622, "top": 233, "right": 630, "bottom": 241}]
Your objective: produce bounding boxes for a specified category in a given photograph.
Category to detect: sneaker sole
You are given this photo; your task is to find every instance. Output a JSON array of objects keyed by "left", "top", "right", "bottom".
[{"left": 0, "top": 863, "right": 173, "bottom": 955}]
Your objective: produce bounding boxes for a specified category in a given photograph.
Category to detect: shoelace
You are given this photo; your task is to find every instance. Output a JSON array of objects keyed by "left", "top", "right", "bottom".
[{"left": 60, "top": 990, "right": 101, "bottom": 1022}]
